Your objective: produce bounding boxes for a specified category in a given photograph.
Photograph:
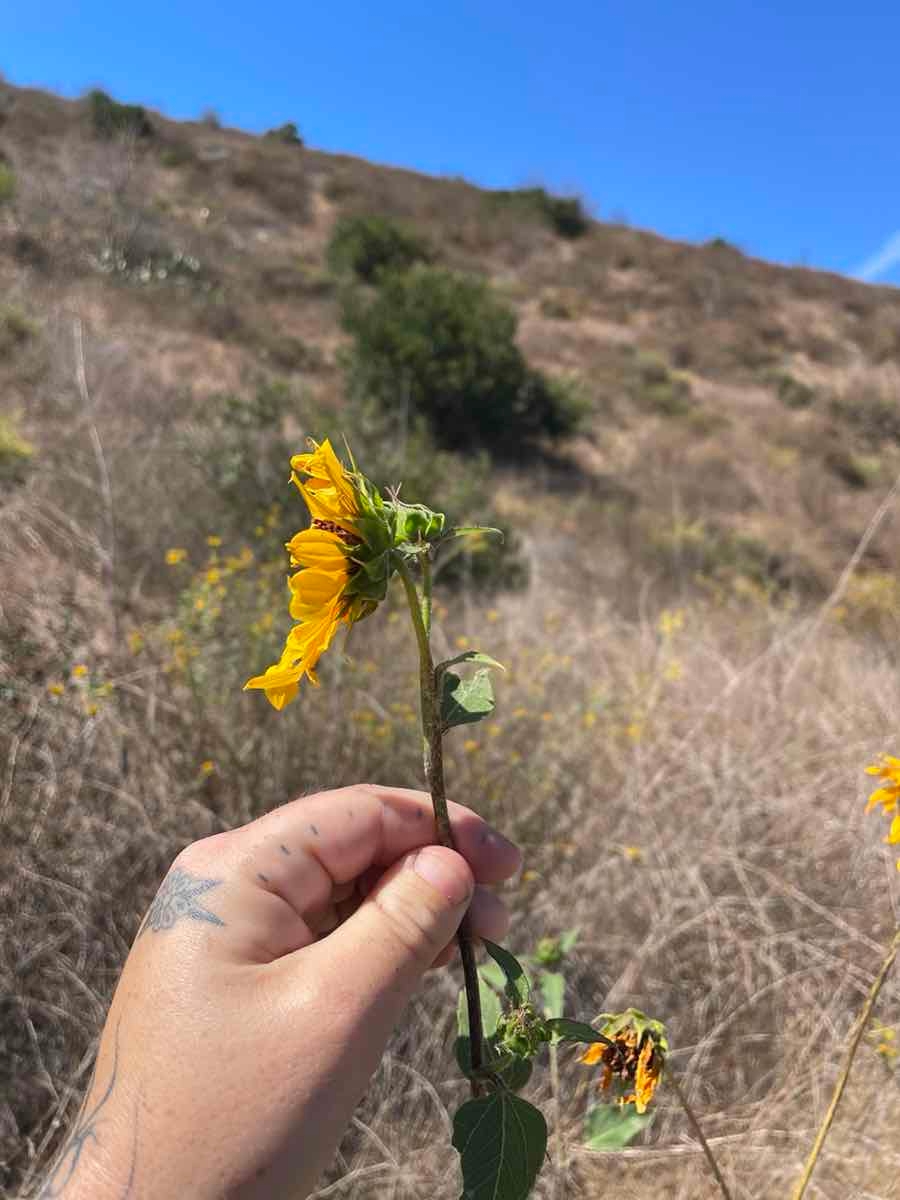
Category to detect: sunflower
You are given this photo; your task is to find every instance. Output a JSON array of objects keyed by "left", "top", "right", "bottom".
[
  {"left": 865, "top": 755, "right": 900, "bottom": 864},
  {"left": 581, "top": 1010, "right": 667, "bottom": 1115},
  {"left": 244, "top": 439, "right": 382, "bottom": 710}
]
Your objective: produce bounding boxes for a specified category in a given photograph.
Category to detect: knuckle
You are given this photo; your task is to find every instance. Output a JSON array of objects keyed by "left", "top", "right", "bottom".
[{"left": 372, "top": 887, "right": 442, "bottom": 960}]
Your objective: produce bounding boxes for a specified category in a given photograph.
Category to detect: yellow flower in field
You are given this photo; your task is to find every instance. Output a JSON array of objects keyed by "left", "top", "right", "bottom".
[
  {"left": 47, "top": 681, "right": 65, "bottom": 696},
  {"left": 206, "top": 535, "right": 222, "bottom": 547},
  {"left": 200, "top": 760, "right": 215, "bottom": 775},
  {"left": 165, "top": 547, "right": 188, "bottom": 565},
  {"left": 72, "top": 664, "right": 88, "bottom": 679},
  {"left": 865, "top": 755, "right": 900, "bottom": 866},
  {"left": 865, "top": 755, "right": 900, "bottom": 816}
]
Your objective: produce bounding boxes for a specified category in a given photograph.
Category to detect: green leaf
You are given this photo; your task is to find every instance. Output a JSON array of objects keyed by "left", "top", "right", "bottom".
[
  {"left": 559, "top": 928, "right": 580, "bottom": 954},
  {"left": 440, "top": 668, "right": 495, "bottom": 732},
  {"left": 479, "top": 961, "right": 507, "bottom": 993},
  {"left": 436, "top": 650, "right": 506, "bottom": 676},
  {"left": 483, "top": 941, "right": 531, "bottom": 1005},
  {"left": 583, "top": 1104, "right": 652, "bottom": 1150},
  {"left": 453, "top": 1092, "right": 547, "bottom": 1200},
  {"left": 458, "top": 980, "right": 503, "bottom": 1041},
  {"left": 539, "top": 971, "right": 565, "bottom": 1020},
  {"left": 545, "top": 1018, "right": 611, "bottom": 1045}
]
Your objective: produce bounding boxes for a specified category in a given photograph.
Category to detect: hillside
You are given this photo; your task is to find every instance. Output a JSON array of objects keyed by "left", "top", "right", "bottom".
[
  {"left": 3, "top": 82, "right": 900, "bottom": 605},
  {"left": 3, "top": 83, "right": 900, "bottom": 1199}
]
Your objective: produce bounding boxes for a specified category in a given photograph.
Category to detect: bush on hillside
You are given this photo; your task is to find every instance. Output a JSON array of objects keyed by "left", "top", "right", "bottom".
[
  {"left": 264, "top": 121, "right": 303, "bottom": 147},
  {"left": 489, "top": 187, "right": 590, "bottom": 239},
  {"left": 327, "top": 214, "right": 430, "bottom": 283},
  {"left": 0, "top": 157, "right": 14, "bottom": 206},
  {"left": 87, "top": 90, "right": 154, "bottom": 140},
  {"left": 341, "top": 265, "right": 583, "bottom": 453}
]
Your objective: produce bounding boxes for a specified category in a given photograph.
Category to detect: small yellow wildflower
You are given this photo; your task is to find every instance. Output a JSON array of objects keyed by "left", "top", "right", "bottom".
[
  {"left": 206, "top": 535, "right": 223, "bottom": 547},
  {"left": 84, "top": 702, "right": 99, "bottom": 717},
  {"left": 165, "top": 548, "right": 188, "bottom": 565},
  {"left": 127, "top": 630, "right": 144, "bottom": 655},
  {"left": 47, "top": 682, "right": 65, "bottom": 696},
  {"left": 658, "top": 608, "right": 685, "bottom": 638},
  {"left": 194, "top": 597, "right": 206, "bottom": 613},
  {"left": 583, "top": 711, "right": 597, "bottom": 729},
  {"left": 200, "top": 760, "right": 215, "bottom": 775},
  {"left": 455, "top": 635, "right": 470, "bottom": 650},
  {"left": 463, "top": 739, "right": 479, "bottom": 754},
  {"left": 71, "top": 664, "right": 88, "bottom": 679},
  {"left": 486, "top": 608, "right": 499, "bottom": 623},
  {"left": 205, "top": 567, "right": 221, "bottom": 585},
  {"left": 623, "top": 846, "right": 643, "bottom": 862}
]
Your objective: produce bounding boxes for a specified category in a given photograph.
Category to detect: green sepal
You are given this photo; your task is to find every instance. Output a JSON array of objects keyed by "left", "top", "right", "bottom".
[
  {"left": 452, "top": 1093, "right": 547, "bottom": 1200},
  {"left": 435, "top": 650, "right": 505, "bottom": 676},
  {"left": 483, "top": 941, "right": 531, "bottom": 1005},
  {"left": 446, "top": 525, "right": 505, "bottom": 542},
  {"left": 545, "top": 1018, "right": 611, "bottom": 1046},
  {"left": 440, "top": 668, "right": 495, "bottom": 731},
  {"left": 594, "top": 1008, "right": 669, "bottom": 1055},
  {"left": 583, "top": 1104, "right": 652, "bottom": 1150},
  {"left": 390, "top": 500, "right": 445, "bottom": 544}
]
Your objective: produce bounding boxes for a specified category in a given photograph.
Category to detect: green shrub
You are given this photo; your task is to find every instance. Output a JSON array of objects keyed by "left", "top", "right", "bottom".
[
  {"left": 0, "top": 306, "right": 36, "bottom": 358},
  {"left": 87, "top": 89, "right": 154, "bottom": 140},
  {"left": 327, "top": 214, "right": 430, "bottom": 283},
  {"left": 770, "top": 370, "right": 815, "bottom": 409},
  {"left": 831, "top": 386, "right": 900, "bottom": 444},
  {"left": 0, "top": 160, "right": 14, "bottom": 206},
  {"left": 341, "top": 265, "right": 582, "bottom": 453},
  {"left": 264, "top": 121, "right": 303, "bottom": 147},
  {"left": 0, "top": 411, "right": 34, "bottom": 484},
  {"left": 628, "top": 349, "right": 692, "bottom": 416},
  {"left": 489, "top": 187, "right": 590, "bottom": 239}
]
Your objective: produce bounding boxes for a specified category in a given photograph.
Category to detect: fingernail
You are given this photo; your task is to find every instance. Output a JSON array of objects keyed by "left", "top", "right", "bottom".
[{"left": 412, "top": 847, "right": 472, "bottom": 906}]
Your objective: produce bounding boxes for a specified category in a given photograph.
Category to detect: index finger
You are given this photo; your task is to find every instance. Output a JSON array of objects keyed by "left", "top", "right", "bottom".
[{"left": 241, "top": 783, "right": 521, "bottom": 891}]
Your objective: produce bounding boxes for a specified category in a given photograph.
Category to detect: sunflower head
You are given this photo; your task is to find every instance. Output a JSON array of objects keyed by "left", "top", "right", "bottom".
[
  {"left": 865, "top": 754, "right": 900, "bottom": 868},
  {"left": 581, "top": 1009, "right": 667, "bottom": 1115},
  {"left": 244, "top": 437, "right": 445, "bottom": 710}
]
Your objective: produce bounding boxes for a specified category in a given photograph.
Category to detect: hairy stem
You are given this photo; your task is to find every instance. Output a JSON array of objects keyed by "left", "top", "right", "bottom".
[
  {"left": 669, "top": 1072, "right": 733, "bottom": 1200},
  {"left": 790, "top": 926, "right": 900, "bottom": 1200},
  {"left": 397, "top": 557, "right": 485, "bottom": 1092}
]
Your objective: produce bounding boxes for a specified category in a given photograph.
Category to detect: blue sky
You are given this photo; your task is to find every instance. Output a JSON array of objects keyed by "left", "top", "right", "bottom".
[{"left": 4, "top": 1, "right": 900, "bottom": 284}]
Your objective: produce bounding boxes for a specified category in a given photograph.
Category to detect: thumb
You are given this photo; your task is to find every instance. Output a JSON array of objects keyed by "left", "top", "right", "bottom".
[{"left": 312, "top": 845, "right": 474, "bottom": 1035}]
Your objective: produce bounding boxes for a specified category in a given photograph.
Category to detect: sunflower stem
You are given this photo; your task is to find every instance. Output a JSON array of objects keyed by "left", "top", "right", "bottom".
[
  {"left": 790, "top": 925, "right": 900, "bottom": 1200},
  {"left": 397, "top": 556, "right": 485, "bottom": 1095},
  {"left": 669, "top": 1072, "right": 733, "bottom": 1200}
]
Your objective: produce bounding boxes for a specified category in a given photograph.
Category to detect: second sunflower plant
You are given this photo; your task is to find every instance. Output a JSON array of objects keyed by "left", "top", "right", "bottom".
[{"left": 245, "top": 438, "right": 669, "bottom": 1200}]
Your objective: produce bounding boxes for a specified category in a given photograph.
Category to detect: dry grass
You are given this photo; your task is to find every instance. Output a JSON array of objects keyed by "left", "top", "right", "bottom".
[{"left": 3, "top": 81, "right": 900, "bottom": 1200}]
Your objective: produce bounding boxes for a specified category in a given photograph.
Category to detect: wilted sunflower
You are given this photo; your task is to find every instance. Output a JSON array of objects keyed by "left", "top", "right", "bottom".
[
  {"left": 581, "top": 1009, "right": 667, "bottom": 1115},
  {"left": 244, "top": 439, "right": 388, "bottom": 710},
  {"left": 865, "top": 754, "right": 900, "bottom": 865}
]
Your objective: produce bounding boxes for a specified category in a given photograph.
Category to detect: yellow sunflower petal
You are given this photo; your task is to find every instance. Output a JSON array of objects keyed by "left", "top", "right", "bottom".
[
  {"left": 286, "top": 527, "right": 349, "bottom": 569},
  {"left": 886, "top": 813, "right": 900, "bottom": 844},
  {"left": 580, "top": 1043, "right": 606, "bottom": 1066},
  {"left": 866, "top": 786, "right": 900, "bottom": 814},
  {"left": 288, "top": 568, "right": 347, "bottom": 621}
]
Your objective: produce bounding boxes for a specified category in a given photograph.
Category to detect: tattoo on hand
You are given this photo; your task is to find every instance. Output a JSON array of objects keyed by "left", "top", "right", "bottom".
[
  {"left": 38, "top": 1021, "right": 137, "bottom": 1198},
  {"left": 138, "top": 867, "right": 225, "bottom": 936}
]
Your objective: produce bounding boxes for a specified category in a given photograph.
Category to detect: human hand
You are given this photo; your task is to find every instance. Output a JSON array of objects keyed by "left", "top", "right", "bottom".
[{"left": 41, "top": 784, "right": 521, "bottom": 1199}]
